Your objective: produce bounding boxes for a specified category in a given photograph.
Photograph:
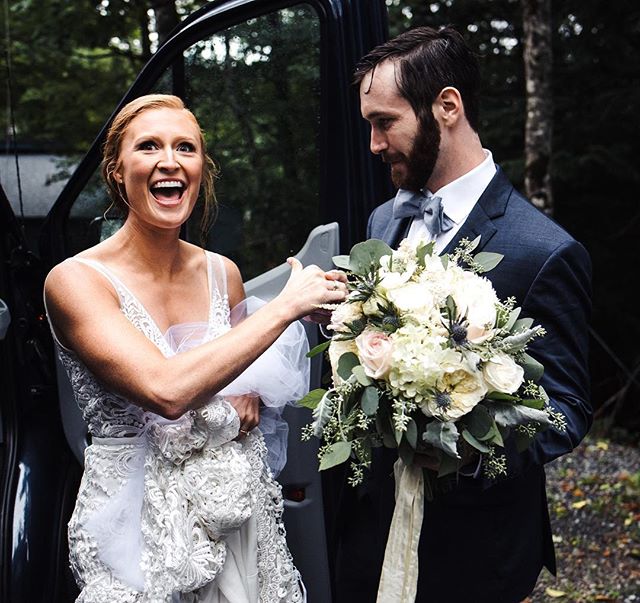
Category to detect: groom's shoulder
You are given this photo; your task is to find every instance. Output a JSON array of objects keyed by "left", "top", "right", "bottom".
[{"left": 367, "top": 196, "right": 396, "bottom": 237}]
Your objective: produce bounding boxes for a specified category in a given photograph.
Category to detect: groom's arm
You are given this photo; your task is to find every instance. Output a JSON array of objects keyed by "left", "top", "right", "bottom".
[{"left": 520, "top": 238, "right": 593, "bottom": 466}]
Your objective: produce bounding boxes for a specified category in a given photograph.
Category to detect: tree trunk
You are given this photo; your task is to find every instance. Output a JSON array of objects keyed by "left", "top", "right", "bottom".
[
  {"left": 150, "top": 0, "right": 179, "bottom": 47},
  {"left": 521, "top": 0, "right": 553, "bottom": 215}
]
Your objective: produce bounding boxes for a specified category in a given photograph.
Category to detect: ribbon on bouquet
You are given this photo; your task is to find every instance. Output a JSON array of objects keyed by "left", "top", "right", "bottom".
[{"left": 376, "top": 459, "right": 425, "bottom": 603}]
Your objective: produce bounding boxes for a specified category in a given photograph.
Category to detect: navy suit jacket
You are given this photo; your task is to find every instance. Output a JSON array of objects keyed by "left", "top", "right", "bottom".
[{"left": 332, "top": 167, "right": 592, "bottom": 603}]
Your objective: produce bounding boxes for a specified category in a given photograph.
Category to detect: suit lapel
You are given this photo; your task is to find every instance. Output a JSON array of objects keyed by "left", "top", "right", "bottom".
[
  {"left": 380, "top": 215, "right": 412, "bottom": 248},
  {"left": 442, "top": 166, "right": 513, "bottom": 255}
]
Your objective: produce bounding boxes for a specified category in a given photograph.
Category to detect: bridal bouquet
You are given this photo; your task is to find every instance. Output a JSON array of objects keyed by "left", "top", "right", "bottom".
[{"left": 300, "top": 236, "right": 566, "bottom": 490}]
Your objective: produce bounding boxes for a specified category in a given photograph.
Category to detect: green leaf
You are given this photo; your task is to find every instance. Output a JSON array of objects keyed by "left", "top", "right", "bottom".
[
  {"left": 332, "top": 255, "right": 351, "bottom": 270},
  {"left": 349, "top": 239, "right": 393, "bottom": 274},
  {"left": 319, "top": 441, "right": 352, "bottom": 470},
  {"left": 461, "top": 428, "right": 491, "bottom": 453},
  {"left": 311, "top": 390, "right": 335, "bottom": 437},
  {"left": 512, "top": 317, "right": 534, "bottom": 332},
  {"left": 440, "top": 254, "right": 449, "bottom": 269},
  {"left": 352, "top": 365, "right": 373, "bottom": 386},
  {"left": 488, "top": 424, "right": 505, "bottom": 447},
  {"left": 298, "top": 388, "right": 327, "bottom": 410},
  {"left": 416, "top": 241, "right": 435, "bottom": 266},
  {"left": 466, "top": 405, "right": 493, "bottom": 440},
  {"left": 306, "top": 340, "right": 330, "bottom": 358},
  {"left": 468, "top": 235, "right": 481, "bottom": 252},
  {"left": 486, "top": 391, "right": 520, "bottom": 402},
  {"left": 473, "top": 251, "right": 504, "bottom": 273},
  {"left": 520, "top": 352, "right": 544, "bottom": 382},
  {"left": 520, "top": 398, "right": 545, "bottom": 410},
  {"left": 504, "top": 307, "right": 521, "bottom": 331},
  {"left": 405, "top": 418, "right": 418, "bottom": 449},
  {"left": 423, "top": 421, "right": 460, "bottom": 458},
  {"left": 361, "top": 386, "right": 379, "bottom": 416},
  {"left": 491, "top": 402, "right": 552, "bottom": 428},
  {"left": 337, "top": 352, "right": 360, "bottom": 381}
]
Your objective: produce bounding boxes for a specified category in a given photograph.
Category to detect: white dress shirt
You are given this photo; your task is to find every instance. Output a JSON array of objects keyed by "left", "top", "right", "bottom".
[{"left": 406, "top": 149, "right": 497, "bottom": 253}]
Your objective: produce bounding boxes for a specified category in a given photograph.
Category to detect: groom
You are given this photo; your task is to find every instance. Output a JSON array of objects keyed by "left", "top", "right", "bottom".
[{"left": 331, "top": 26, "right": 592, "bottom": 603}]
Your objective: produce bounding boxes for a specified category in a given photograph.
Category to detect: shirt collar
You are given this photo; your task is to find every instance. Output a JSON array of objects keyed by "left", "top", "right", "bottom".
[{"left": 425, "top": 149, "right": 496, "bottom": 224}]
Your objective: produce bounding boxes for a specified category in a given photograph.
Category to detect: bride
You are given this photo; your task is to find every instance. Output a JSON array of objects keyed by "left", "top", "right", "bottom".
[{"left": 44, "top": 94, "right": 346, "bottom": 602}]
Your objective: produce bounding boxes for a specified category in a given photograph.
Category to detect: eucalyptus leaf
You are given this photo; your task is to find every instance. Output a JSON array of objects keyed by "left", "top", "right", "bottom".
[
  {"left": 332, "top": 255, "right": 351, "bottom": 270},
  {"left": 298, "top": 388, "right": 327, "bottom": 410},
  {"left": 521, "top": 352, "right": 544, "bottom": 381},
  {"left": 352, "top": 365, "right": 373, "bottom": 386},
  {"left": 440, "top": 254, "right": 449, "bottom": 269},
  {"left": 512, "top": 317, "right": 534, "bottom": 332},
  {"left": 466, "top": 405, "right": 493, "bottom": 440},
  {"left": 319, "top": 441, "right": 352, "bottom": 470},
  {"left": 405, "top": 418, "right": 418, "bottom": 449},
  {"left": 520, "top": 398, "right": 545, "bottom": 410},
  {"left": 488, "top": 424, "right": 504, "bottom": 447},
  {"left": 398, "top": 439, "right": 415, "bottom": 466},
  {"left": 468, "top": 235, "right": 481, "bottom": 252},
  {"left": 306, "top": 340, "right": 330, "bottom": 359},
  {"left": 349, "top": 239, "right": 393, "bottom": 275},
  {"left": 416, "top": 241, "right": 435, "bottom": 266},
  {"left": 473, "top": 251, "right": 504, "bottom": 273},
  {"left": 361, "top": 386, "right": 379, "bottom": 416},
  {"left": 491, "top": 401, "right": 552, "bottom": 428},
  {"left": 461, "top": 428, "right": 491, "bottom": 453},
  {"left": 423, "top": 421, "right": 460, "bottom": 458},
  {"left": 486, "top": 391, "right": 520, "bottom": 402},
  {"left": 504, "top": 307, "right": 521, "bottom": 332},
  {"left": 337, "top": 352, "right": 360, "bottom": 381},
  {"left": 500, "top": 328, "right": 542, "bottom": 353}
]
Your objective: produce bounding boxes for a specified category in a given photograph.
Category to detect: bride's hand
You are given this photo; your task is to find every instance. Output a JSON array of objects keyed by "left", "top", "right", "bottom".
[
  {"left": 276, "top": 258, "right": 347, "bottom": 320},
  {"left": 228, "top": 394, "right": 260, "bottom": 439}
]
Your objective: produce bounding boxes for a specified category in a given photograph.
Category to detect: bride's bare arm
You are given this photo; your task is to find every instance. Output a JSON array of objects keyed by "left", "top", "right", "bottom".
[{"left": 44, "top": 257, "right": 343, "bottom": 419}]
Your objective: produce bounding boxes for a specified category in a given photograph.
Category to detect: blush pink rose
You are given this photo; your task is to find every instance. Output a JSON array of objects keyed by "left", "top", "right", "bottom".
[{"left": 355, "top": 329, "right": 393, "bottom": 379}]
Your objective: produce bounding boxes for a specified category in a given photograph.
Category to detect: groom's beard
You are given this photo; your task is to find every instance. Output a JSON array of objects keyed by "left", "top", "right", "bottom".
[{"left": 386, "top": 112, "right": 441, "bottom": 192}]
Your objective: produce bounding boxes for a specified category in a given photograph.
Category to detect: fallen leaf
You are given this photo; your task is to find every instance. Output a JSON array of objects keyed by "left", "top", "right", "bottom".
[
  {"left": 545, "top": 587, "right": 566, "bottom": 598},
  {"left": 572, "top": 487, "right": 584, "bottom": 497},
  {"left": 571, "top": 499, "right": 590, "bottom": 509},
  {"left": 596, "top": 440, "right": 609, "bottom": 450}
]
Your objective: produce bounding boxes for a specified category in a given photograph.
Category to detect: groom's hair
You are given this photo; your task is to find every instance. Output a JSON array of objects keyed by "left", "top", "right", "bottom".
[{"left": 354, "top": 26, "right": 481, "bottom": 132}]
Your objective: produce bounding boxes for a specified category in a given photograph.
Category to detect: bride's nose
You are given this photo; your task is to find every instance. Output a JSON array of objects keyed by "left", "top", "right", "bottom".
[{"left": 157, "top": 147, "right": 179, "bottom": 171}]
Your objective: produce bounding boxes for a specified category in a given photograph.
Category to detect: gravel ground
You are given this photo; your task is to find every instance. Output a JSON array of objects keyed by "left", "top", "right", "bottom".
[{"left": 524, "top": 434, "right": 640, "bottom": 603}]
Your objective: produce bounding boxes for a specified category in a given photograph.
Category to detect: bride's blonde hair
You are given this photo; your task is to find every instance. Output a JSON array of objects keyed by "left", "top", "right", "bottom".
[{"left": 101, "top": 93, "right": 219, "bottom": 239}]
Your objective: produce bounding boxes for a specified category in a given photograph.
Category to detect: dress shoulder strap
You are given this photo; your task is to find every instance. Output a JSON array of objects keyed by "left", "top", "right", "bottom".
[
  {"left": 205, "top": 251, "right": 228, "bottom": 302},
  {"left": 69, "top": 257, "right": 130, "bottom": 306}
]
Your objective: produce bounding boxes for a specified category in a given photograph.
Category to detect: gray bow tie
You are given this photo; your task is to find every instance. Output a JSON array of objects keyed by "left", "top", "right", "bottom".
[{"left": 392, "top": 189, "right": 454, "bottom": 237}]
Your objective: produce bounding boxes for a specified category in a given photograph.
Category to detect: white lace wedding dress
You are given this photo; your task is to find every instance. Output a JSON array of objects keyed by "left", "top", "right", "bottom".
[{"left": 48, "top": 252, "right": 306, "bottom": 602}]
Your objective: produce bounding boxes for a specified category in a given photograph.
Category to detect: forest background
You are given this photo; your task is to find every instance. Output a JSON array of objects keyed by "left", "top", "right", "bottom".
[{"left": 1, "top": 0, "right": 640, "bottom": 437}]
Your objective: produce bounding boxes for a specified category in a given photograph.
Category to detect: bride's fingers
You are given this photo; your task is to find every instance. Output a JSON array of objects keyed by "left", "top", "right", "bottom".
[
  {"left": 287, "top": 257, "right": 302, "bottom": 274},
  {"left": 325, "top": 269, "right": 348, "bottom": 284}
]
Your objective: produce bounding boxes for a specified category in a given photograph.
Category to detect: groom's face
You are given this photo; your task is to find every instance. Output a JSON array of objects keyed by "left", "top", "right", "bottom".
[{"left": 360, "top": 60, "right": 441, "bottom": 191}]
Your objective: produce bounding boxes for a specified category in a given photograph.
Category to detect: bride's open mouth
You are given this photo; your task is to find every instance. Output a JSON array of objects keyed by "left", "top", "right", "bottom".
[{"left": 149, "top": 179, "right": 186, "bottom": 206}]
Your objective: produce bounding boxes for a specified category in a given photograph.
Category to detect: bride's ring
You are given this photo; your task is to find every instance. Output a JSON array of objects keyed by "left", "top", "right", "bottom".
[
  {"left": 239, "top": 428, "right": 249, "bottom": 436},
  {"left": 332, "top": 282, "right": 339, "bottom": 291}
]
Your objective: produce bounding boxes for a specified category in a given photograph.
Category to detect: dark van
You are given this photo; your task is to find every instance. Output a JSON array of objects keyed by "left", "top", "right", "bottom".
[{"left": 0, "top": 1, "right": 392, "bottom": 600}]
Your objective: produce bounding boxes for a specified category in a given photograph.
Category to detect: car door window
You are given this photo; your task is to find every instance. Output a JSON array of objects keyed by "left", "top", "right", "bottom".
[{"left": 65, "top": 5, "right": 321, "bottom": 282}]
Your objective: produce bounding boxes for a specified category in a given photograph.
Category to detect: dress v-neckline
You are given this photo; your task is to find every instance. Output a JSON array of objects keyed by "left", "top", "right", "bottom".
[{"left": 73, "top": 252, "right": 214, "bottom": 342}]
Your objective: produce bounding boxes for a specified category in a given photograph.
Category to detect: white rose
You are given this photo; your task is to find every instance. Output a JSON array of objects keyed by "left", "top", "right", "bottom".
[
  {"left": 386, "top": 281, "right": 434, "bottom": 315},
  {"left": 424, "top": 367, "right": 488, "bottom": 421},
  {"left": 483, "top": 353, "right": 525, "bottom": 394},
  {"left": 355, "top": 329, "right": 393, "bottom": 379},
  {"left": 451, "top": 272, "right": 498, "bottom": 343},
  {"left": 328, "top": 301, "right": 363, "bottom": 333}
]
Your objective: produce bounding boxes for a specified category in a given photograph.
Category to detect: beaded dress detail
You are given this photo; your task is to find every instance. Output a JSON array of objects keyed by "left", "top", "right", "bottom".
[{"left": 51, "top": 252, "right": 305, "bottom": 603}]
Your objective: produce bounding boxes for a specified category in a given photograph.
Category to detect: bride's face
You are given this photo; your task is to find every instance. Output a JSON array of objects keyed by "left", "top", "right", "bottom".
[{"left": 114, "top": 107, "right": 204, "bottom": 232}]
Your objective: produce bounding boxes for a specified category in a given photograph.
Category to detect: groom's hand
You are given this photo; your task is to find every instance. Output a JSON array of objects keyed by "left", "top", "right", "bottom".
[{"left": 413, "top": 441, "right": 480, "bottom": 473}]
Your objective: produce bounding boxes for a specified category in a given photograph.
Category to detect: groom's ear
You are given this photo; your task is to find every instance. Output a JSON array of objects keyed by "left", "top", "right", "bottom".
[{"left": 433, "top": 87, "right": 463, "bottom": 128}]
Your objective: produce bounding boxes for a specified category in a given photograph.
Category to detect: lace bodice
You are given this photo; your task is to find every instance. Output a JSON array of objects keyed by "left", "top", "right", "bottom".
[
  {"left": 54, "top": 252, "right": 234, "bottom": 440},
  {"left": 49, "top": 252, "right": 304, "bottom": 602}
]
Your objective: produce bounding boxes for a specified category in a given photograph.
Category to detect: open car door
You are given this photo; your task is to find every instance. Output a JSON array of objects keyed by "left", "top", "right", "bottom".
[{"left": 4, "top": 0, "right": 390, "bottom": 600}]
